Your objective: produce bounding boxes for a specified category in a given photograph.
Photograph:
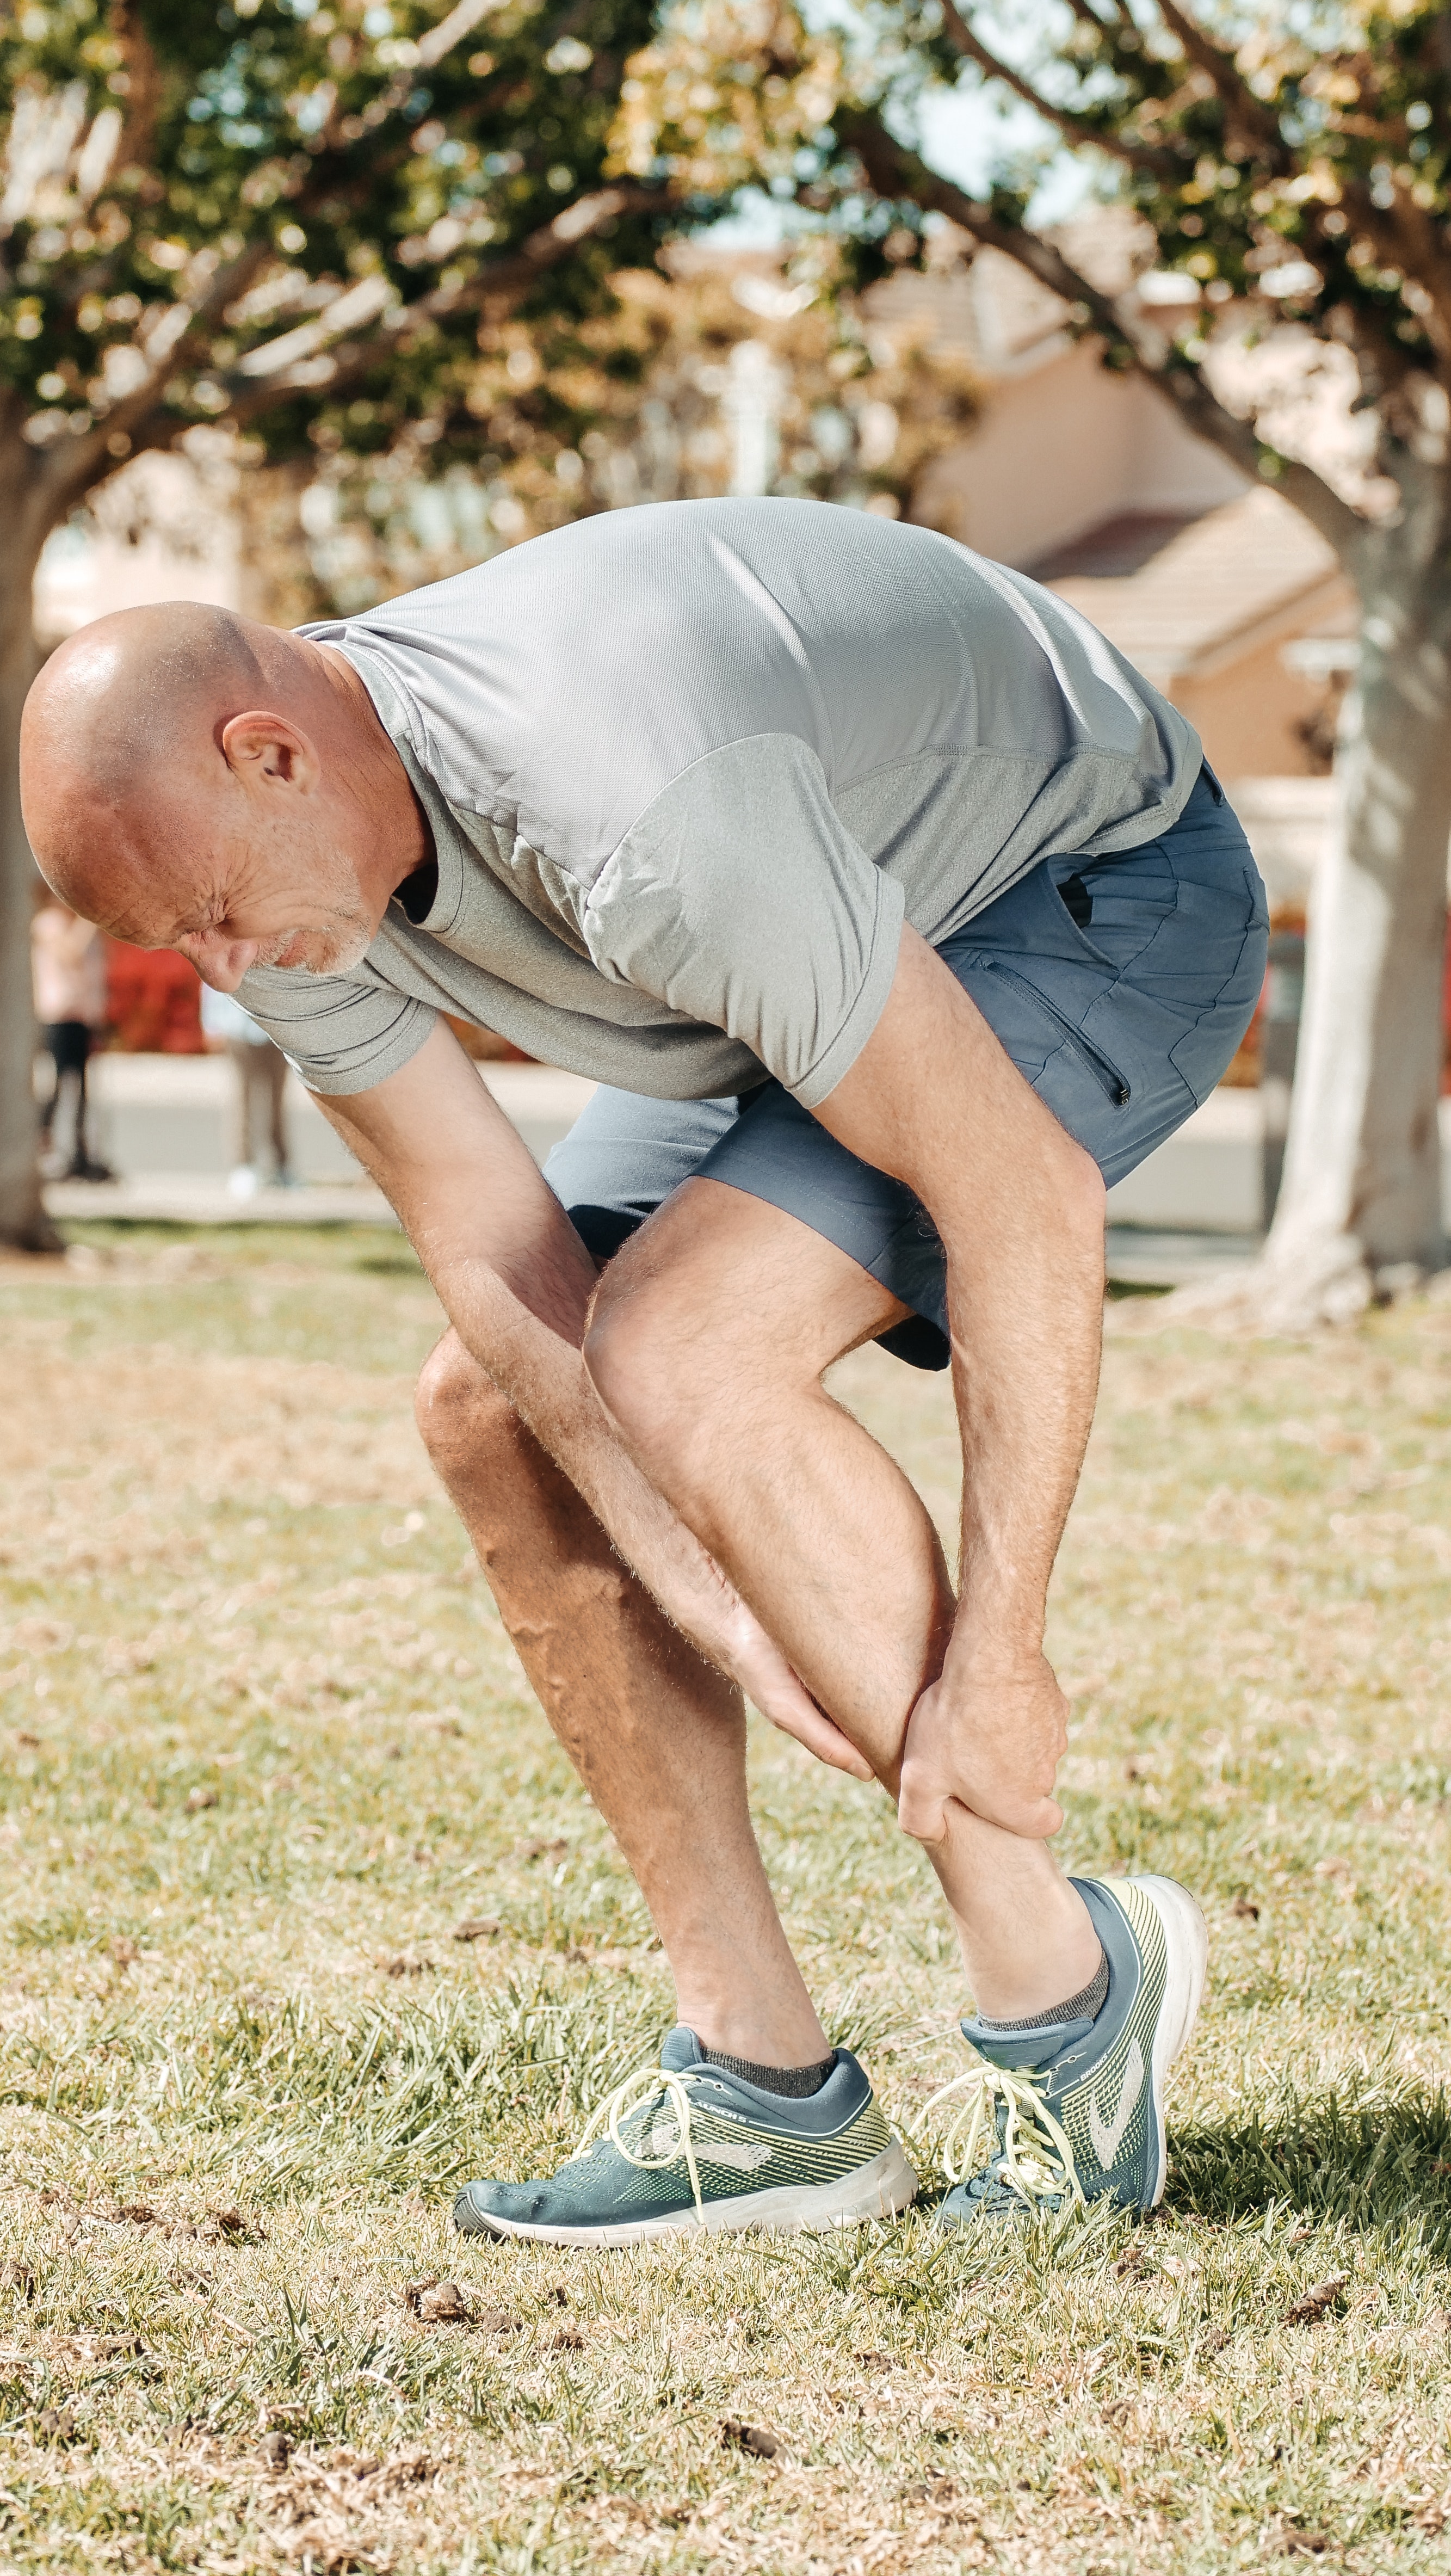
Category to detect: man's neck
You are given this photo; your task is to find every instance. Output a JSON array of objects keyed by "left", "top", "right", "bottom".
[{"left": 311, "top": 639, "right": 434, "bottom": 899}]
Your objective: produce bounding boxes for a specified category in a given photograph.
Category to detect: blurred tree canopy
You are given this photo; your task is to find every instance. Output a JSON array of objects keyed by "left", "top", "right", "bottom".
[
  {"left": 1, "top": 0, "right": 677, "bottom": 495},
  {"left": 0, "top": 0, "right": 684, "bottom": 1244},
  {"left": 251, "top": 252, "right": 976, "bottom": 613}
]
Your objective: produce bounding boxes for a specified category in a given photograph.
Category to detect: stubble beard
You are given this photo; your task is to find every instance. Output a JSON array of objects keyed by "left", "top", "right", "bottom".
[
  {"left": 291, "top": 911, "right": 376, "bottom": 975},
  {"left": 252, "top": 861, "right": 378, "bottom": 977}
]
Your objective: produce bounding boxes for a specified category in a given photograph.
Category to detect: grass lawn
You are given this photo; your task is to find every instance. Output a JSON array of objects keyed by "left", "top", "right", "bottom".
[{"left": 3, "top": 1222, "right": 1451, "bottom": 2573}]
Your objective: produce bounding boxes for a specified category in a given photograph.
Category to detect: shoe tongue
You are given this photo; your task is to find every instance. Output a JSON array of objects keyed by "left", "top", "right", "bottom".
[
  {"left": 659, "top": 2027, "right": 705, "bottom": 2072},
  {"left": 959, "top": 2011, "right": 1097, "bottom": 2073}
]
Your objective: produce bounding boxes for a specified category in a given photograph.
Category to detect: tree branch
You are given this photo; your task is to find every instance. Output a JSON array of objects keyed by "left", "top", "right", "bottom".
[
  {"left": 219, "top": 182, "right": 662, "bottom": 426},
  {"left": 1151, "top": 0, "right": 1284, "bottom": 161},
  {"left": 1331, "top": 181, "right": 1451, "bottom": 361},
  {"left": 844, "top": 110, "right": 1367, "bottom": 563},
  {"left": 1152, "top": 364, "right": 1369, "bottom": 562},
  {"left": 935, "top": 2, "right": 1177, "bottom": 175}
]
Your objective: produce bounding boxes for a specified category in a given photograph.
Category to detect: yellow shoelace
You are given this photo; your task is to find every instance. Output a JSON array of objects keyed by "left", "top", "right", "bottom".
[
  {"left": 577, "top": 2063, "right": 707, "bottom": 2217},
  {"left": 922, "top": 2061, "right": 1084, "bottom": 2211}
]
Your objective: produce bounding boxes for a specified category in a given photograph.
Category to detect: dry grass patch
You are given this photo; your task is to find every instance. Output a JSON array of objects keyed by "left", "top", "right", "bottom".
[{"left": 1, "top": 1229, "right": 1450, "bottom": 2571}]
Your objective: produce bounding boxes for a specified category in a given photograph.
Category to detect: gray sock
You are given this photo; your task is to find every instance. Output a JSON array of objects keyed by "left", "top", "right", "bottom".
[
  {"left": 701, "top": 2047, "right": 836, "bottom": 2097},
  {"left": 975, "top": 1948, "right": 1108, "bottom": 2035}
]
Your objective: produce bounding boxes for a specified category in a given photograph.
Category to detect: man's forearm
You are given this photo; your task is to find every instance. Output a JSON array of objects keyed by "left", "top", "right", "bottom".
[
  {"left": 430, "top": 1248, "right": 752, "bottom": 1657},
  {"left": 938, "top": 1164, "right": 1104, "bottom": 1661},
  {"left": 413, "top": 1244, "right": 872, "bottom": 1776},
  {"left": 813, "top": 926, "right": 1106, "bottom": 1837},
  {"left": 315, "top": 1030, "right": 870, "bottom": 1776}
]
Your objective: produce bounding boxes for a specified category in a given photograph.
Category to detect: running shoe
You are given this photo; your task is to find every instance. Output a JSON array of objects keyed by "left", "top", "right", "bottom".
[
  {"left": 931, "top": 1875, "right": 1207, "bottom": 2227},
  {"left": 454, "top": 2026, "right": 917, "bottom": 2247}
]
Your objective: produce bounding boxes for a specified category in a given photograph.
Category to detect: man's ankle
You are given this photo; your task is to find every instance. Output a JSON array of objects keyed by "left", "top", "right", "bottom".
[
  {"left": 948, "top": 1862, "right": 1104, "bottom": 2022},
  {"left": 701, "top": 2044, "right": 836, "bottom": 2096},
  {"left": 973, "top": 1945, "right": 1107, "bottom": 2035},
  {"left": 675, "top": 2001, "right": 829, "bottom": 2069}
]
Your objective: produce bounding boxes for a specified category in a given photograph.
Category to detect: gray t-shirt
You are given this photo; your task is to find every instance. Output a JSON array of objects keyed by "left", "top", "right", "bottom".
[{"left": 239, "top": 498, "right": 1200, "bottom": 1109}]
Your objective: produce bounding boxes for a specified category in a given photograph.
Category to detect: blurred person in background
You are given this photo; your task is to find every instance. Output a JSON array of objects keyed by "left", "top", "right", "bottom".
[
  {"left": 199, "top": 982, "right": 295, "bottom": 1197},
  {"left": 30, "top": 887, "right": 113, "bottom": 1183}
]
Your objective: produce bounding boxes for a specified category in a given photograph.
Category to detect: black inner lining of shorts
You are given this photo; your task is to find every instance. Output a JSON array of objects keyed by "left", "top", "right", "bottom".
[
  {"left": 568, "top": 1203, "right": 653, "bottom": 1267},
  {"left": 874, "top": 1315, "right": 951, "bottom": 1371}
]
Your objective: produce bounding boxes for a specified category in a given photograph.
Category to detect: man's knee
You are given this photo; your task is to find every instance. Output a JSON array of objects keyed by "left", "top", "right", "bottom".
[
  {"left": 583, "top": 1269, "right": 771, "bottom": 1518},
  {"left": 581, "top": 1278, "right": 690, "bottom": 1463},
  {"left": 413, "top": 1330, "right": 515, "bottom": 1470}
]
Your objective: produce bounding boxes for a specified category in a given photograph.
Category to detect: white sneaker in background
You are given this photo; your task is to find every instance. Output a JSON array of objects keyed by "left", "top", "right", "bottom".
[{"left": 226, "top": 1164, "right": 260, "bottom": 1200}]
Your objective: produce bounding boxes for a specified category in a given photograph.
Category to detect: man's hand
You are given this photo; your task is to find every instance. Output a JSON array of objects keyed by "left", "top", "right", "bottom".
[
  {"left": 713, "top": 1592, "right": 874, "bottom": 1782},
  {"left": 898, "top": 1654, "right": 1067, "bottom": 1842}
]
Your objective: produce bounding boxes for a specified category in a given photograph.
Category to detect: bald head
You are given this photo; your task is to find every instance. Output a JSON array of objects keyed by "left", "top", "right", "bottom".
[
  {"left": 21, "top": 601, "right": 424, "bottom": 989},
  {"left": 24, "top": 605, "right": 297, "bottom": 928}
]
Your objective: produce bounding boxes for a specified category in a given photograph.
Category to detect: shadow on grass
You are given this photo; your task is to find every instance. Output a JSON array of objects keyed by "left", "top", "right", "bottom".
[{"left": 1170, "top": 2079, "right": 1451, "bottom": 2252}]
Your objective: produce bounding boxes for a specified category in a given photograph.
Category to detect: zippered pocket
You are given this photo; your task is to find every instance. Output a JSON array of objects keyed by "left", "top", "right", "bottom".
[{"left": 966, "top": 954, "right": 1131, "bottom": 1107}]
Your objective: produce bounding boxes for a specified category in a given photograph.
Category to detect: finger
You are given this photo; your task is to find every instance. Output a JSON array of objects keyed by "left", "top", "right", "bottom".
[
  {"left": 896, "top": 1772, "right": 949, "bottom": 1845},
  {"left": 952, "top": 1787, "right": 1063, "bottom": 1839},
  {"left": 764, "top": 1703, "right": 875, "bottom": 1779},
  {"left": 745, "top": 1653, "right": 876, "bottom": 1780}
]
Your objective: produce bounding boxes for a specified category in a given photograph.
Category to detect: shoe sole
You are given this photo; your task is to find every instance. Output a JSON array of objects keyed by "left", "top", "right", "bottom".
[
  {"left": 1135, "top": 1872, "right": 1209, "bottom": 2208},
  {"left": 454, "top": 2140, "right": 918, "bottom": 2248}
]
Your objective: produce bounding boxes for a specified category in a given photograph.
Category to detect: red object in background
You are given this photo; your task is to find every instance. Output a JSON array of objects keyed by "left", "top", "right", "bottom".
[{"left": 103, "top": 940, "right": 203, "bottom": 1053}]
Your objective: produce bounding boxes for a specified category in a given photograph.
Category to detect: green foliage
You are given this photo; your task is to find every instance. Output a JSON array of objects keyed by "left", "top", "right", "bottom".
[
  {"left": 627, "top": 0, "right": 1451, "bottom": 531},
  {"left": 0, "top": 0, "right": 677, "bottom": 503},
  {"left": 927, "top": 0, "right": 1451, "bottom": 390},
  {"left": 294, "top": 256, "right": 979, "bottom": 611}
]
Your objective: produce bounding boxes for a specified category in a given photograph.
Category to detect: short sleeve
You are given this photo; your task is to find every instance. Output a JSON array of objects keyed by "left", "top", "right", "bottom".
[
  {"left": 234, "top": 960, "right": 437, "bottom": 1095},
  {"left": 581, "top": 735, "right": 904, "bottom": 1109}
]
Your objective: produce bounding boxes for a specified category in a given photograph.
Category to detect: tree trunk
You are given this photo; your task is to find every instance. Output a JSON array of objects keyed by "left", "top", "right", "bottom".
[
  {"left": 1170, "top": 463, "right": 1451, "bottom": 1331},
  {"left": 0, "top": 517, "right": 58, "bottom": 1253}
]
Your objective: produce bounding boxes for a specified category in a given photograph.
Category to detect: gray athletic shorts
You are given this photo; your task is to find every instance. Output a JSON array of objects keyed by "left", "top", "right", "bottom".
[{"left": 544, "top": 766, "right": 1269, "bottom": 1371}]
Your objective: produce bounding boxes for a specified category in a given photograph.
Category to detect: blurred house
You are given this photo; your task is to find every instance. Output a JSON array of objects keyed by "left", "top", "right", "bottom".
[
  {"left": 32, "top": 448, "right": 241, "bottom": 645},
  {"left": 874, "top": 217, "right": 1356, "bottom": 798},
  {"left": 32, "top": 451, "right": 230, "bottom": 1051}
]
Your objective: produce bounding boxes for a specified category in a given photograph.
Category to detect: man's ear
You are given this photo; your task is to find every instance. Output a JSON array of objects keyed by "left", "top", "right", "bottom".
[{"left": 220, "top": 709, "right": 319, "bottom": 788}]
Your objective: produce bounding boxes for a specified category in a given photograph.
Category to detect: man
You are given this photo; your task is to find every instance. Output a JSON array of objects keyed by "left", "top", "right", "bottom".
[
  {"left": 30, "top": 889, "right": 114, "bottom": 1183},
  {"left": 21, "top": 500, "right": 1266, "bottom": 2245}
]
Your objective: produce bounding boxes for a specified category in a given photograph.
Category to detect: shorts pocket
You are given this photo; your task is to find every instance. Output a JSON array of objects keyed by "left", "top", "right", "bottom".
[
  {"left": 1050, "top": 847, "right": 1178, "bottom": 977},
  {"left": 956, "top": 951, "right": 1131, "bottom": 1106}
]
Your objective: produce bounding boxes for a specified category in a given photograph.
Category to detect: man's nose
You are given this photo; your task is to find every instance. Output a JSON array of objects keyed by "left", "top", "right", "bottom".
[{"left": 184, "top": 934, "right": 260, "bottom": 991}]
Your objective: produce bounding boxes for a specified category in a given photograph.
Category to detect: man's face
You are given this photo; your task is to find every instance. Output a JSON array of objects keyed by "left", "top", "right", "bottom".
[
  {"left": 23, "top": 667, "right": 398, "bottom": 993},
  {"left": 100, "top": 790, "right": 385, "bottom": 993},
  {"left": 165, "top": 834, "right": 379, "bottom": 991}
]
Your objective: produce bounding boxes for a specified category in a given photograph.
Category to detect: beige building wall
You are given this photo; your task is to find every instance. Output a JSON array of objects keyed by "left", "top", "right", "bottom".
[
  {"left": 33, "top": 452, "right": 240, "bottom": 648},
  {"left": 915, "top": 341, "right": 1245, "bottom": 569},
  {"left": 1170, "top": 632, "right": 1338, "bottom": 780}
]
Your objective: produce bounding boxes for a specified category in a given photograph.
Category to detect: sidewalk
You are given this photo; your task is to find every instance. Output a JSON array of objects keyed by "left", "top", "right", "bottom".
[
  {"left": 44, "top": 1057, "right": 595, "bottom": 1226},
  {"left": 44, "top": 1056, "right": 1451, "bottom": 1284}
]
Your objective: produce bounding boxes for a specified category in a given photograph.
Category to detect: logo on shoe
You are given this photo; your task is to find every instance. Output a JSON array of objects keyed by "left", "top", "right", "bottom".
[
  {"left": 644, "top": 2113, "right": 773, "bottom": 2173},
  {"left": 1086, "top": 2037, "right": 1144, "bottom": 2167},
  {"left": 700, "top": 2137, "right": 773, "bottom": 2174}
]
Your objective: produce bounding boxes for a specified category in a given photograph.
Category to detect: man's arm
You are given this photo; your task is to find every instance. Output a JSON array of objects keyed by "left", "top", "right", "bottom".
[
  {"left": 314, "top": 1021, "right": 873, "bottom": 1778},
  {"left": 812, "top": 924, "right": 1107, "bottom": 1841}
]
